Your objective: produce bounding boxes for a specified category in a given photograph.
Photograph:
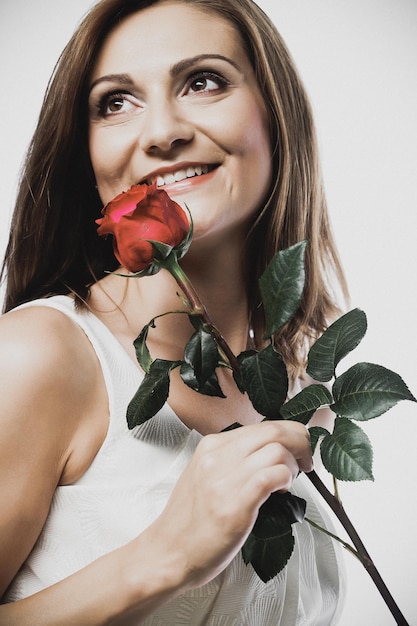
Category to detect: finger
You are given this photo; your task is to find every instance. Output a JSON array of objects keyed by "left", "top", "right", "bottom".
[
  {"left": 220, "top": 421, "right": 312, "bottom": 472},
  {"left": 296, "top": 425, "right": 313, "bottom": 473}
]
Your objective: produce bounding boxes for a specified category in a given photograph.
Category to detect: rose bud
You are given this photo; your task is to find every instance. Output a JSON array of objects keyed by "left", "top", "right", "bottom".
[{"left": 96, "top": 183, "right": 190, "bottom": 274}]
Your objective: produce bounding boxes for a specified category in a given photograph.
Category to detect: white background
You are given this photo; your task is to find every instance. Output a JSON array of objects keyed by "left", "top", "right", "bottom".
[{"left": 0, "top": 1, "right": 416, "bottom": 624}]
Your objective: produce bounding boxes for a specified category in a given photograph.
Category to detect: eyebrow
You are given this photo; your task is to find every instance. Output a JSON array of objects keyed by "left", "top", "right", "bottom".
[
  {"left": 89, "top": 73, "right": 134, "bottom": 93},
  {"left": 170, "top": 53, "right": 242, "bottom": 76},
  {"left": 89, "top": 54, "right": 242, "bottom": 93}
]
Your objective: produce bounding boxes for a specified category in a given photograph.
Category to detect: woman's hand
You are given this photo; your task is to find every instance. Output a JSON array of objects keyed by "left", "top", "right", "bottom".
[{"left": 148, "top": 420, "right": 312, "bottom": 591}]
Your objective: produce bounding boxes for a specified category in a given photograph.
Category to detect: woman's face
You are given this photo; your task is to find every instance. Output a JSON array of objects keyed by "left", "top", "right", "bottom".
[{"left": 88, "top": 1, "right": 272, "bottom": 245}]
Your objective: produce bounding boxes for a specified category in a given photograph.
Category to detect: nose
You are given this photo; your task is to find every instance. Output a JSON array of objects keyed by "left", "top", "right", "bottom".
[{"left": 139, "top": 98, "right": 194, "bottom": 154}]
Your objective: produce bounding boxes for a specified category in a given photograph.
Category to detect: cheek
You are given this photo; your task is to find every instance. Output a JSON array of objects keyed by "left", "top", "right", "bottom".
[
  {"left": 227, "top": 94, "right": 271, "bottom": 163},
  {"left": 88, "top": 128, "right": 112, "bottom": 191},
  {"left": 88, "top": 127, "right": 129, "bottom": 201},
  {"left": 245, "top": 98, "right": 271, "bottom": 156},
  {"left": 88, "top": 126, "right": 104, "bottom": 176},
  {"left": 236, "top": 102, "right": 272, "bottom": 198}
]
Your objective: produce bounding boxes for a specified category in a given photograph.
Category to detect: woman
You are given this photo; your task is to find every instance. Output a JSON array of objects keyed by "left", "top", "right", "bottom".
[{"left": 0, "top": 0, "right": 348, "bottom": 623}]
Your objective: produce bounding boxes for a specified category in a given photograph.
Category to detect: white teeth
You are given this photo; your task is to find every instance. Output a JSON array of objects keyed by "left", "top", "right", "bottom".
[
  {"left": 154, "top": 165, "right": 211, "bottom": 187},
  {"left": 165, "top": 173, "right": 176, "bottom": 185},
  {"left": 174, "top": 170, "right": 188, "bottom": 182}
]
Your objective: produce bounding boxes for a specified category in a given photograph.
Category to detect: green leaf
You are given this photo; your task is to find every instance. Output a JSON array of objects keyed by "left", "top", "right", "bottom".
[
  {"left": 233, "top": 350, "right": 258, "bottom": 393},
  {"left": 149, "top": 239, "right": 174, "bottom": 261},
  {"left": 180, "top": 362, "right": 225, "bottom": 397},
  {"left": 133, "top": 321, "right": 155, "bottom": 374},
  {"left": 184, "top": 326, "right": 219, "bottom": 379},
  {"left": 127, "top": 359, "right": 181, "bottom": 428},
  {"left": 179, "top": 326, "right": 225, "bottom": 397},
  {"left": 320, "top": 417, "right": 374, "bottom": 481},
  {"left": 222, "top": 422, "right": 243, "bottom": 432},
  {"left": 239, "top": 345, "right": 288, "bottom": 418},
  {"left": 242, "top": 491, "right": 306, "bottom": 581},
  {"left": 332, "top": 362, "right": 416, "bottom": 420},
  {"left": 112, "top": 263, "right": 161, "bottom": 278},
  {"left": 280, "top": 384, "right": 333, "bottom": 424},
  {"left": 259, "top": 241, "right": 307, "bottom": 338},
  {"left": 188, "top": 313, "right": 204, "bottom": 331},
  {"left": 308, "top": 425, "right": 330, "bottom": 455},
  {"left": 268, "top": 490, "right": 306, "bottom": 525},
  {"left": 307, "top": 308, "right": 368, "bottom": 382}
]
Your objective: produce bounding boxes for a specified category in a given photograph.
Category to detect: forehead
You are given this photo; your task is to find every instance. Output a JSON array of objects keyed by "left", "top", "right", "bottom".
[{"left": 91, "top": 1, "right": 248, "bottom": 79}]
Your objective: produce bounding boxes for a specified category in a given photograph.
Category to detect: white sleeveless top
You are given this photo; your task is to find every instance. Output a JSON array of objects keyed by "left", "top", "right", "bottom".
[{"left": 5, "top": 295, "right": 345, "bottom": 624}]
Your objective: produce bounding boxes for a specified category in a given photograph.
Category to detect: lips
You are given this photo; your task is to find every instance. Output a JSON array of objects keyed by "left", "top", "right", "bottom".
[{"left": 141, "top": 164, "right": 218, "bottom": 188}]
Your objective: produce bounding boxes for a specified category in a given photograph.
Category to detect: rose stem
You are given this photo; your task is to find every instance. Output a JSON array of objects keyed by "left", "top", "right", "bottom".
[{"left": 306, "top": 469, "right": 409, "bottom": 626}]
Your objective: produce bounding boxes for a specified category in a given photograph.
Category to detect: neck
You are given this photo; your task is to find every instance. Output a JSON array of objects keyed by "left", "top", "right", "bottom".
[{"left": 181, "top": 242, "right": 249, "bottom": 342}]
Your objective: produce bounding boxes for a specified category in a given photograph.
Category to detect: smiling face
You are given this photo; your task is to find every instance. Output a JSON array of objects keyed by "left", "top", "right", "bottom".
[{"left": 88, "top": 0, "right": 272, "bottom": 246}]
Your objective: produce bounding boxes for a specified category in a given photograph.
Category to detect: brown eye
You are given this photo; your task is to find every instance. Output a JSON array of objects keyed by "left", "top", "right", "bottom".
[
  {"left": 185, "top": 71, "right": 228, "bottom": 96},
  {"left": 191, "top": 78, "right": 209, "bottom": 92},
  {"left": 97, "top": 91, "right": 138, "bottom": 117},
  {"left": 107, "top": 96, "right": 125, "bottom": 112}
]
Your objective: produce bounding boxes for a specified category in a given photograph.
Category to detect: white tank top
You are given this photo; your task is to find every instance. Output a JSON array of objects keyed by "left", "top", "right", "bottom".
[{"left": 5, "top": 295, "right": 345, "bottom": 624}]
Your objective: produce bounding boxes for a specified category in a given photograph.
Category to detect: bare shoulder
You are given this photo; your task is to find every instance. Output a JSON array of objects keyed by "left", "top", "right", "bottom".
[
  {"left": 0, "top": 303, "right": 108, "bottom": 470},
  {"left": 1, "top": 307, "right": 78, "bottom": 417},
  {"left": 0, "top": 304, "right": 108, "bottom": 597},
  {"left": 0, "top": 303, "right": 88, "bottom": 366}
]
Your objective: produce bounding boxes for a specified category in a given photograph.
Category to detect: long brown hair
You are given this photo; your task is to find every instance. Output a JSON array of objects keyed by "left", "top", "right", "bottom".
[{"left": 1, "top": 0, "right": 348, "bottom": 375}]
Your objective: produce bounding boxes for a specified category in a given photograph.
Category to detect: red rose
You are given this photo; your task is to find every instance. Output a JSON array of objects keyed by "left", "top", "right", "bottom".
[{"left": 96, "top": 183, "right": 190, "bottom": 273}]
